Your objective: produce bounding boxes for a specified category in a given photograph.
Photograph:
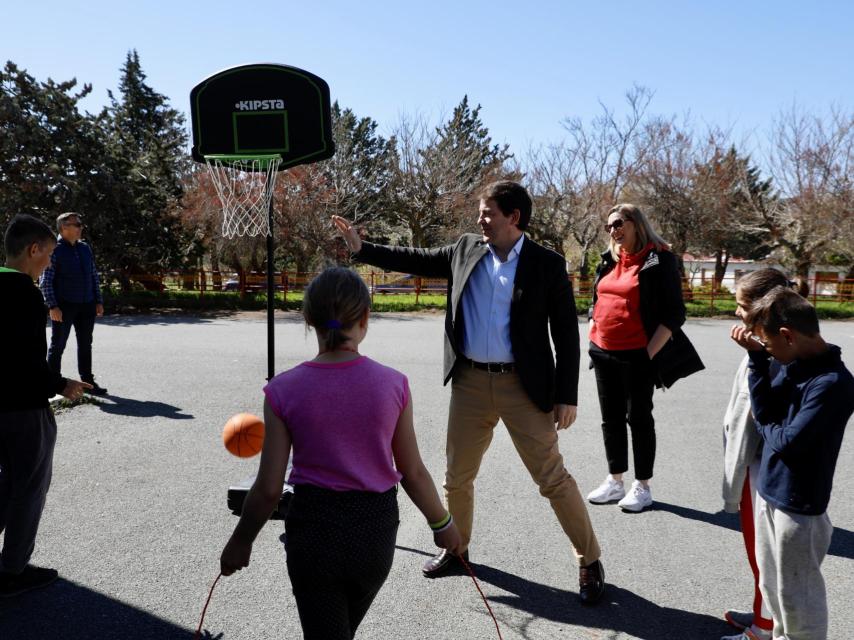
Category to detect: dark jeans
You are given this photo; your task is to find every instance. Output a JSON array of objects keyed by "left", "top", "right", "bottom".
[
  {"left": 0, "top": 408, "right": 57, "bottom": 573},
  {"left": 47, "top": 301, "right": 96, "bottom": 379},
  {"left": 285, "top": 484, "right": 399, "bottom": 640},
  {"left": 589, "top": 342, "right": 656, "bottom": 480}
]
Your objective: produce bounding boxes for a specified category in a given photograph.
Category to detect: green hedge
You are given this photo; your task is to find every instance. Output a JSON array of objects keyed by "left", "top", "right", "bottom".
[
  {"left": 102, "top": 289, "right": 302, "bottom": 312},
  {"left": 102, "top": 289, "right": 854, "bottom": 319}
]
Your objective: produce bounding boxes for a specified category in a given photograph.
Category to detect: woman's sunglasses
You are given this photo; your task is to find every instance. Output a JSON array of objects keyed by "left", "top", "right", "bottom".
[{"left": 605, "top": 218, "right": 631, "bottom": 233}]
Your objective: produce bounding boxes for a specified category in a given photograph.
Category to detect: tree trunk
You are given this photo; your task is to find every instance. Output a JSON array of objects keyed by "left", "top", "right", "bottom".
[
  {"left": 796, "top": 259, "right": 810, "bottom": 282},
  {"left": 578, "top": 250, "right": 591, "bottom": 280},
  {"left": 294, "top": 257, "right": 309, "bottom": 277},
  {"left": 671, "top": 245, "right": 687, "bottom": 278},
  {"left": 118, "top": 268, "right": 132, "bottom": 294},
  {"left": 210, "top": 249, "right": 223, "bottom": 291},
  {"left": 670, "top": 243, "right": 689, "bottom": 300},
  {"left": 714, "top": 249, "right": 730, "bottom": 286},
  {"left": 410, "top": 224, "right": 426, "bottom": 249},
  {"left": 842, "top": 263, "right": 854, "bottom": 300},
  {"left": 236, "top": 266, "right": 246, "bottom": 298},
  {"left": 181, "top": 270, "right": 195, "bottom": 291}
]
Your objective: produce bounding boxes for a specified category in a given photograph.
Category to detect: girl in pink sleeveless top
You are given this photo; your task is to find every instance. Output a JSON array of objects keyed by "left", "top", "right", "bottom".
[{"left": 219, "top": 267, "right": 461, "bottom": 639}]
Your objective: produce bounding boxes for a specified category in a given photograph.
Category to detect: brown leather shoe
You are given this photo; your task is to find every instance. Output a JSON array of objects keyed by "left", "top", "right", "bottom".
[
  {"left": 578, "top": 559, "right": 606, "bottom": 604},
  {"left": 421, "top": 549, "right": 468, "bottom": 578}
]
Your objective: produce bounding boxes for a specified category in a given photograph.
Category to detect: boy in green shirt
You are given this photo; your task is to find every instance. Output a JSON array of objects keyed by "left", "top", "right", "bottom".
[{"left": 0, "top": 214, "right": 90, "bottom": 597}]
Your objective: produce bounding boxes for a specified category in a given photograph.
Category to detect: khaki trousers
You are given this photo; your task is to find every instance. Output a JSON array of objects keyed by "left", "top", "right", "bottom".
[{"left": 445, "top": 366, "right": 601, "bottom": 566}]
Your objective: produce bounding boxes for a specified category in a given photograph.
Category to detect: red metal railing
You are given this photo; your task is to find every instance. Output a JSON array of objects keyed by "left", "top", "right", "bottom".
[{"left": 105, "top": 271, "right": 854, "bottom": 306}]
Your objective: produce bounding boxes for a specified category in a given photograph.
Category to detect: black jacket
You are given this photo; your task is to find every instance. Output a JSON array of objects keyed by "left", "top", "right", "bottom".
[
  {"left": 356, "top": 234, "right": 580, "bottom": 411},
  {"left": 0, "top": 270, "right": 66, "bottom": 411},
  {"left": 590, "top": 247, "right": 704, "bottom": 388}
]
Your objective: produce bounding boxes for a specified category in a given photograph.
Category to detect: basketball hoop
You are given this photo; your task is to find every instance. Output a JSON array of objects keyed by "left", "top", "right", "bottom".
[
  {"left": 204, "top": 154, "right": 282, "bottom": 238},
  {"left": 191, "top": 63, "right": 334, "bottom": 381}
]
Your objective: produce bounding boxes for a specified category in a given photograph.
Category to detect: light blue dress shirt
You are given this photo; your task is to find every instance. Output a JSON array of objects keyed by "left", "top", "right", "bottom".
[{"left": 461, "top": 234, "right": 525, "bottom": 363}]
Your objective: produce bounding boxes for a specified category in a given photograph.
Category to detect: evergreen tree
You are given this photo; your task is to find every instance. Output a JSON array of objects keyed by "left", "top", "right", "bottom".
[
  {"left": 322, "top": 102, "right": 394, "bottom": 223},
  {"left": 387, "top": 96, "right": 512, "bottom": 247},
  {"left": 694, "top": 146, "right": 774, "bottom": 284},
  {"left": 100, "top": 50, "right": 191, "bottom": 286},
  {"left": 428, "top": 96, "right": 510, "bottom": 191},
  {"left": 277, "top": 102, "right": 395, "bottom": 271},
  {"left": 0, "top": 61, "right": 107, "bottom": 250}
]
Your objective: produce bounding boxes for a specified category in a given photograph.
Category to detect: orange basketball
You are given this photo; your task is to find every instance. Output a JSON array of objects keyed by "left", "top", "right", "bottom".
[{"left": 222, "top": 413, "right": 265, "bottom": 458}]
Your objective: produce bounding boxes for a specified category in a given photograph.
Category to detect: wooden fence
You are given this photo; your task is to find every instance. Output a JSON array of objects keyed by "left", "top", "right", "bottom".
[{"left": 108, "top": 271, "right": 854, "bottom": 308}]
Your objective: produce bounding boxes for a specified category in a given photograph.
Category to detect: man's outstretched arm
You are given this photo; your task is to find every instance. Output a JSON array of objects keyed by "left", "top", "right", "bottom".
[{"left": 331, "top": 215, "right": 453, "bottom": 278}]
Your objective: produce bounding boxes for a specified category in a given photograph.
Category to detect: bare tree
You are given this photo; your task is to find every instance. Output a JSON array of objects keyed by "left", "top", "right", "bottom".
[
  {"left": 384, "top": 112, "right": 444, "bottom": 246},
  {"left": 529, "top": 85, "right": 657, "bottom": 277},
  {"left": 525, "top": 142, "right": 578, "bottom": 257},
  {"left": 757, "top": 105, "right": 854, "bottom": 280},
  {"left": 690, "top": 135, "right": 774, "bottom": 285},
  {"left": 274, "top": 163, "right": 340, "bottom": 273},
  {"left": 525, "top": 141, "right": 611, "bottom": 275},
  {"left": 563, "top": 85, "right": 657, "bottom": 201},
  {"left": 177, "top": 164, "right": 269, "bottom": 287},
  {"left": 625, "top": 116, "right": 699, "bottom": 275}
]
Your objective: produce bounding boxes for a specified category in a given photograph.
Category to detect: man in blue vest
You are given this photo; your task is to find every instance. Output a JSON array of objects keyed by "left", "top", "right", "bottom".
[{"left": 40, "top": 213, "right": 107, "bottom": 396}]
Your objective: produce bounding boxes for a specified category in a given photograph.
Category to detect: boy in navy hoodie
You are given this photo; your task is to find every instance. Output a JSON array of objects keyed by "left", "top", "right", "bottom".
[
  {"left": 0, "top": 214, "right": 90, "bottom": 598},
  {"left": 731, "top": 287, "right": 854, "bottom": 639}
]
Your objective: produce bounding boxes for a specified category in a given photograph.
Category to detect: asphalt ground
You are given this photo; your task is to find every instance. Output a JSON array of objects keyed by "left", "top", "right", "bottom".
[{"left": 1, "top": 313, "right": 852, "bottom": 640}]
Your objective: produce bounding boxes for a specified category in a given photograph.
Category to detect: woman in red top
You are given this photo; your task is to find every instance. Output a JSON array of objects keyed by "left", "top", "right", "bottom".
[{"left": 586, "top": 204, "right": 699, "bottom": 512}]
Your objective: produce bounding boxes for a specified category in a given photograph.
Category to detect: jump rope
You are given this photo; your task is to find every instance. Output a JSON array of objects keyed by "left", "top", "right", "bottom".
[{"left": 194, "top": 553, "right": 503, "bottom": 639}]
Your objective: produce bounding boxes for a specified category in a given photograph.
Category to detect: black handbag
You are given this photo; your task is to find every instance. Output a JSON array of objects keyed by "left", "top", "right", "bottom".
[{"left": 651, "top": 328, "right": 705, "bottom": 389}]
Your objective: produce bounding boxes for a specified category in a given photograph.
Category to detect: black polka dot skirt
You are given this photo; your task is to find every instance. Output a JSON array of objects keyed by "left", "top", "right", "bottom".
[{"left": 285, "top": 484, "right": 399, "bottom": 640}]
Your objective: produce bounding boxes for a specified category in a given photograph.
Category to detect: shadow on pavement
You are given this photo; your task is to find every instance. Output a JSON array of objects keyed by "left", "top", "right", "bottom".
[
  {"left": 95, "top": 395, "right": 194, "bottom": 420},
  {"left": 652, "top": 501, "right": 740, "bottom": 531},
  {"left": 829, "top": 527, "right": 854, "bottom": 560},
  {"left": 98, "top": 311, "right": 306, "bottom": 327},
  {"left": 99, "top": 312, "right": 232, "bottom": 327},
  {"left": 470, "top": 562, "right": 730, "bottom": 640},
  {"left": 395, "top": 544, "right": 432, "bottom": 558},
  {"left": 97, "top": 310, "right": 437, "bottom": 327},
  {"left": 0, "top": 578, "right": 218, "bottom": 639},
  {"left": 655, "top": 501, "right": 854, "bottom": 560},
  {"left": 396, "top": 545, "right": 728, "bottom": 638}
]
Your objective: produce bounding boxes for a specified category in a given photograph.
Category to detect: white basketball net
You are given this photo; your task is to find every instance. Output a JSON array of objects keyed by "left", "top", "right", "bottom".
[{"left": 204, "top": 156, "right": 282, "bottom": 238}]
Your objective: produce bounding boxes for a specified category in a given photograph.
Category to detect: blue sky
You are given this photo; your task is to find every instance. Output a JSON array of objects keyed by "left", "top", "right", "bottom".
[{"left": 4, "top": 1, "right": 852, "bottom": 157}]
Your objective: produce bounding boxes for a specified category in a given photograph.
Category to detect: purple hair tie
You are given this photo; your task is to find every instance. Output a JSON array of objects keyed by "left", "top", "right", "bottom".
[{"left": 326, "top": 319, "right": 342, "bottom": 330}]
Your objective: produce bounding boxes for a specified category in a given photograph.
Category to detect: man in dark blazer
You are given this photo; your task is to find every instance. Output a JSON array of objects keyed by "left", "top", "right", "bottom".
[{"left": 332, "top": 181, "right": 605, "bottom": 603}]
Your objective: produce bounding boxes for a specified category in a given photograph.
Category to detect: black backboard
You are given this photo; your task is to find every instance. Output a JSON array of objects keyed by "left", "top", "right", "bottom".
[{"left": 190, "top": 63, "right": 334, "bottom": 170}]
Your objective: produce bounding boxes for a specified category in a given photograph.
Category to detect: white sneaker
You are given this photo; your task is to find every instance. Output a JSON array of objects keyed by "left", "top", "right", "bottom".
[
  {"left": 617, "top": 480, "right": 652, "bottom": 512},
  {"left": 587, "top": 477, "right": 625, "bottom": 504}
]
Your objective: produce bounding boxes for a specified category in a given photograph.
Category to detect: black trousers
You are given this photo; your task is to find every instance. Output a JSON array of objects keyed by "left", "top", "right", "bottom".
[
  {"left": 0, "top": 408, "right": 57, "bottom": 574},
  {"left": 285, "top": 484, "right": 399, "bottom": 640},
  {"left": 589, "top": 343, "right": 656, "bottom": 480},
  {"left": 47, "top": 301, "right": 96, "bottom": 379}
]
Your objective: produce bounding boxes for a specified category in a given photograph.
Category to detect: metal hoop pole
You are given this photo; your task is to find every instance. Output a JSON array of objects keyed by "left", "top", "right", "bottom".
[{"left": 266, "top": 175, "right": 275, "bottom": 382}]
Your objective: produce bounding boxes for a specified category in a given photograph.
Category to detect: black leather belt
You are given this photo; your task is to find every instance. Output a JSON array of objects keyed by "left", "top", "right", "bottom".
[{"left": 467, "top": 360, "right": 516, "bottom": 374}]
